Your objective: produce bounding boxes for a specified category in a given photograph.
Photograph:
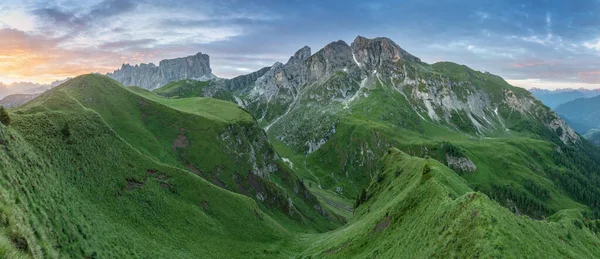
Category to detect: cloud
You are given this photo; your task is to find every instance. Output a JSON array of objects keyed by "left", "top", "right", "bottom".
[
  {"left": 88, "top": 0, "right": 137, "bottom": 19},
  {"left": 512, "top": 61, "right": 550, "bottom": 68},
  {"left": 0, "top": 27, "right": 162, "bottom": 84},
  {"left": 32, "top": 0, "right": 138, "bottom": 33},
  {"left": 0, "top": 0, "right": 599, "bottom": 90},
  {"left": 475, "top": 11, "right": 489, "bottom": 22},
  {"left": 584, "top": 40, "right": 600, "bottom": 51},
  {"left": 100, "top": 39, "right": 157, "bottom": 50},
  {"left": 0, "top": 8, "right": 36, "bottom": 31},
  {"left": 578, "top": 71, "right": 600, "bottom": 83}
]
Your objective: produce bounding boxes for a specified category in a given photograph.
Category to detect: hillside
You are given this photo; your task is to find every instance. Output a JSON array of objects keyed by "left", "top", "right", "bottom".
[
  {"left": 152, "top": 79, "right": 236, "bottom": 102},
  {"left": 0, "top": 74, "right": 342, "bottom": 257},
  {"left": 300, "top": 149, "right": 600, "bottom": 257},
  {"left": 5, "top": 96, "right": 600, "bottom": 257}
]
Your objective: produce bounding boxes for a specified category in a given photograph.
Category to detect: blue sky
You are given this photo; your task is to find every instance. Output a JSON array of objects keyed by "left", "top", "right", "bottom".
[{"left": 0, "top": 0, "right": 599, "bottom": 89}]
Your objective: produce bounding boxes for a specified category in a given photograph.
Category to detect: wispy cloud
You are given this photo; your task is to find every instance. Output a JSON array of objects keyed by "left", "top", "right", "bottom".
[
  {"left": 0, "top": 0, "right": 598, "bottom": 90},
  {"left": 584, "top": 40, "right": 600, "bottom": 51}
]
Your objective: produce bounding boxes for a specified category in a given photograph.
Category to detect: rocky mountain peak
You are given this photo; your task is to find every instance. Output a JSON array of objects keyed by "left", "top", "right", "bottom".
[
  {"left": 291, "top": 46, "right": 312, "bottom": 62},
  {"left": 303, "top": 40, "right": 354, "bottom": 80},
  {"left": 351, "top": 36, "right": 421, "bottom": 72},
  {"left": 320, "top": 40, "right": 352, "bottom": 55},
  {"left": 108, "top": 52, "right": 212, "bottom": 90}
]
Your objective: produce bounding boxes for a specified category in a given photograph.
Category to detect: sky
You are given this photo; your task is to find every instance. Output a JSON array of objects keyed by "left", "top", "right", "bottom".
[{"left": 0, "top": 0, "right": 599, "bottom": 90}]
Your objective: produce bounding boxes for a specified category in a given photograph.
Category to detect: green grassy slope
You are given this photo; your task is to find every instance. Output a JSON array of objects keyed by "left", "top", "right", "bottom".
[
  {"left": 27, "top": 75, "right": 341, "bottom": 232},
  {"left": 299, "top": 149, "right": 600, "bottom": 258},
  {"left": 153, "top": 79, "right": 235, "bottom": 102},
  {"left": 0, "top": 74, "right": 350, "bottom": 257},
  {"left": 2, "top": 74, "right": 600, "bottom": 258},
  {"left": 0, "top": 92, "right": 296, "bottom": 258}
]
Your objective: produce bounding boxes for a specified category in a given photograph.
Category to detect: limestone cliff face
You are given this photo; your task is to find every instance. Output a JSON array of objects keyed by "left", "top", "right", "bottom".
[
  {"left": 351, "top": 36, "right": 421, "bottom": 75},
  {"left": 227, "top": 35, "right": 580, "bottom": 154},
  {"left": 224, "top": 66, "right": 271, "bottom": 92},
  {"left": 108, "top": 52, "right": 213, "bottom": 90}
]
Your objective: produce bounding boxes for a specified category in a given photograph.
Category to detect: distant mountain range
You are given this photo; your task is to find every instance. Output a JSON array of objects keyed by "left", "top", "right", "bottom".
[
  {"left": 528, "top": 88, "right": 600, "bottom": 146},
  {"left": 556, "top": 94, "right": 600, "bottom": 134},
  {"left": 0, "top": 93, "right": 40, "bottom": 108},
  {"left": 0, "top": 78, "right": 70, "bottom": 106},
  {"left": 0, "top": 82, "right": 45, "bottom": 99},
  {"left": 529, "top": 88, "right": 600, "bottom": 109}
]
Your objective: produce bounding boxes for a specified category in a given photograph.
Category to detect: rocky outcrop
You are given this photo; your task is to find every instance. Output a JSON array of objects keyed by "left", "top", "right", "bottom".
[
  {"left": 306, "top": 41, "right": 356, "bottom": 82},
  {"left": 446, "top": 155, "right": 477, "bottom": 173},
  {"left": 224, "top": 66, "right": 271, "bottom": 93},
  {"left": 108, "top": 52, "right": 213, "bottom": 90},
  {"left": 547, "top": 116, "right": 580, "bottom": 144}
]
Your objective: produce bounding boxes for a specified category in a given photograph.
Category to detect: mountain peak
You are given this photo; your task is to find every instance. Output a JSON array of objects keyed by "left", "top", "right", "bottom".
[
  {"left": 293, "top": 46, "right": 311, "bottom": 61},
  {"left": 324, "top": 40, "right": 350, "bottom": 49},
  {"left": 315, "top": 40, "right": 352, "bottom": 59},
  {"left": 351, "top": 36, "right": 421, "bottom": 69}
]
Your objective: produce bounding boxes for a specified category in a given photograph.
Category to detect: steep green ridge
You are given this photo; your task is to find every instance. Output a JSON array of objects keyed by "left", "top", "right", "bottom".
[
  {"left": 0, "top": 74, "right": 348, "bottom": 258},
  {"left": 299, "top": 149, "right": 600, "bottom": 257},
  {"left": 6, "top": 101, "right": 600, "bottom": 258},
  {"left": 48, "top": 75, "right": 341, "bottom": 231},
  {"left": 0, "top": 92, "right": 294, "bottom": 258}
]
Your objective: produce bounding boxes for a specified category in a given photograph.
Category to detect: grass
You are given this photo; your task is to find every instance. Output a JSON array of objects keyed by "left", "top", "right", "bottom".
[
  {"left": 131, "top": 86, "right": 252, "bottom": 124},
  {"left": 0, "top": 74, "right": 345, "bottom": 258},
  {"left": 153, "top": 79, "right": 236, "bottom": 102},
  {"left": 1, "top": 99, "right": 296, "bottom": 258},
  {"left": 2, "top": 72, "right": 600, "bottom": 257},
  {"left": 298, "top": 149, "right": 600, "bottom": 258}
]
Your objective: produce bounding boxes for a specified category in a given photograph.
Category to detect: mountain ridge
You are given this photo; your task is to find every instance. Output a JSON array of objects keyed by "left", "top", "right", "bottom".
[
  {"left": 107, "top": 52, "right": 214, "bottom": 90},
  {"left": 169, "top": 35, "right": 600, "bottom": 222},
  {"left": 529, "top": 88, "right": 600, "bottom": 109},
  {"left": 0, "top": 78, "right": 69, "bottom": 99},
  {"left": 556, "top": 94, "right": 600, "bottom": 142}
]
